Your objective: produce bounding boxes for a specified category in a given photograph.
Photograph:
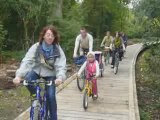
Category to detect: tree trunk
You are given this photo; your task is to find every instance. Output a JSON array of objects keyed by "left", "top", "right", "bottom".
[
  {"left": 24, "top": 21, "right": 29, "bottom": 50},
  {"left": 53, "top": 0, "right": 63, "bottom": 18}
]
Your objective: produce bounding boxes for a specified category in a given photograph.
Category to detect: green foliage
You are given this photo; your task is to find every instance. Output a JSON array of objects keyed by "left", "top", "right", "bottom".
[
  {"left": 81, "top": 0, "right": 130, "bottom": 38},
  {"left": 52, "top": 18, "right": 81, "bottom": 63},
  {"left": 133, "top": 0, "right": 160, "bottom": 38},
  {"left": 1, "top": 51, "right": 25, "bottom": 61},
  {"left": 136, "top": 47, "right": 160, "bottom": 120},
  {"left": 0, "top": 22, "right": 7, "bottom": 52},
  {"left": 139, "top": 108, "right": 151, "bottom": 120},
  {"left": 0, "top": 0, "right": 146, "bottom": 63}
]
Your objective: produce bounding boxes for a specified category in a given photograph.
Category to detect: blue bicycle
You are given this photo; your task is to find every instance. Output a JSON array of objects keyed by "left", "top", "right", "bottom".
[{"left": 23, "top": 79, "right": 54, "bottom": 120}]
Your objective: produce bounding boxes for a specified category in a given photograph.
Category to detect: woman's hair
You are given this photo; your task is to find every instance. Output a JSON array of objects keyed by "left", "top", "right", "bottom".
[
  {"left": 87, "top": 52, "right": 95, "bottom": 58},
  {"left": 39, "top": 25, "right": 60, "bottom": 44},
  {"left": 106, "top": 31, "right": 110, "bottom": 35},
  {"left": 115, "top": 31, "right": 122, "bottom": 38}
]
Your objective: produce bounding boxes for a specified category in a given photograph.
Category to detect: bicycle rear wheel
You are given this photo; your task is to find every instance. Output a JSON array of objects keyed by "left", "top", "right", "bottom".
[
  {"left": 99, "top": 63, "right": 104, "bottom": 77},
  {"left": 105, "top": 53, "right": 110, "bottom": 66},
  {"left": 114, "top": 53, "right": 119, "bottom": 74},
  {"left": 77, "top": 71, "right": 85, "bottom": 91},
  {"left": 83, "top": 90, "right": 88, "bottom": 110},
  {"left": 31, "top": 100, "right": 41, "bottom": 120}
]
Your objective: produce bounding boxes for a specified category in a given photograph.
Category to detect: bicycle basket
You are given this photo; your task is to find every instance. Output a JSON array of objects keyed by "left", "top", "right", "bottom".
[{"left": 74, "top": 55, "right": 87, "bottom": 65}]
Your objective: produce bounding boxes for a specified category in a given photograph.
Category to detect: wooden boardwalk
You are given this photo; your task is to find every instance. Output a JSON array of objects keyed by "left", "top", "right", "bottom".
[
  {"left": 15, "top": 44, "right": 142, "bottom": 120},
  {"left": 57, "top": 44, "right": 142, "bottom": 120}
]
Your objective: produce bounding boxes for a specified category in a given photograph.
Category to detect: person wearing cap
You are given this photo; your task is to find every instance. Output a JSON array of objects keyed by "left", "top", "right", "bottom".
[{"left": 77, "top": 52, "right": 99, "bottom": 98}]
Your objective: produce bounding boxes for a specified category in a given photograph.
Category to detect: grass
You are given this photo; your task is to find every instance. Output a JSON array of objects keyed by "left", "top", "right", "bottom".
[
  {"left": 0, "top": 86, "right": 30, "bottom": 120},
  {"left": 0, "top": 50, "right": 25, "bottom": 63},
  {"left": 136, "top": 48, "right": 160, "bottom": 120}
]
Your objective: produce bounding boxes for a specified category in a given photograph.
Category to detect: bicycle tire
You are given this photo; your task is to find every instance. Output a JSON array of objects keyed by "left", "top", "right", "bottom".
[
  {"left": 99, "top": 63, "right": 104, "bottom": 77},
  {"left": 114, "top": 66, "right": 118, "bottom": 74},
  {"left": 83, "top": 90, "right": 88, "bottom": 110},
  {"left": 105, "top": 53, "right": 110, "bottom": 66},
  {"left": 77, "top": 71, "right": 85, "bottom": 91},
  {"left": 31, "top": 100, "right": 41, "bottom": 120},
  {"left": 114, "top": 52, "right": 119, "bottom": 74}
]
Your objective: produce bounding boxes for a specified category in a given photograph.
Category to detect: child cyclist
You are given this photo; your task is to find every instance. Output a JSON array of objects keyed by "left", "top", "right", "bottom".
[{"left": 77, "top": 52, "right": 100, "bottom": 98}]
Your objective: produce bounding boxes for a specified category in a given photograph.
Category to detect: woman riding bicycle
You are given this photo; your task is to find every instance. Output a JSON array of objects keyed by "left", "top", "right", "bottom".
[
  {"left": 13, "top": 25, "right": 66, "bottom": 120},
  {"left": 77, "top": 52, "right": 100, "bottom": 98},
  {"left": 100, "top": 31, "right": 113, "bottom": 62},
  {"left": 110, "top": 32, "right": 125, "bottom": 68}
]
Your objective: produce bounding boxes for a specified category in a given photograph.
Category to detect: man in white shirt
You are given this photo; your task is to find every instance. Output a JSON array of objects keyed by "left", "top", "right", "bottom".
[{"left": 73, "top": 27, "right": 93, "bottom": 58}]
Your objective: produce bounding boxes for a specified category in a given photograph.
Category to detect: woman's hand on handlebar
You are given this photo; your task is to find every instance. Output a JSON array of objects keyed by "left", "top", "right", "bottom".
[{"left": 13, "top": 77, "right": 22, "bottom": 85}]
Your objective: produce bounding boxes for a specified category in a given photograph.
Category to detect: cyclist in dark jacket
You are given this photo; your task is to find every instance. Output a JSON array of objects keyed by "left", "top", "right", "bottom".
[{"left": 110, "top": 32, "right": 125, "bottom": 68}]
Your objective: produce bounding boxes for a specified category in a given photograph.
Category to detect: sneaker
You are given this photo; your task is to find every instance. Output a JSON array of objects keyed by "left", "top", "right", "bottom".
[
  {"left": 111, "top": 66, "right": 114, "bottom": 69},
  {"left": 30, "top": 93, "right": 36, "bottom": 100},
  {"left": 94, "top": 95, "right": 98, "bottom": 98},
  {"left": 93, "top": 94, "right": 98, "bottom": 100}
]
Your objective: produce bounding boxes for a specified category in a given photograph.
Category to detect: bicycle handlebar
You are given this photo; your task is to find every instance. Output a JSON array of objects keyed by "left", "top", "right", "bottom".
[{"left": 23, "top": 79, "right": 54, "bottom": 86}]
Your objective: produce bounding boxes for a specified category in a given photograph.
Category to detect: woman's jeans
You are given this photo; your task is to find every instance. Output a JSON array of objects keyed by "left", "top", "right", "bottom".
[{"left": 25, "top": 71, "right": 57, "bottom": 120}]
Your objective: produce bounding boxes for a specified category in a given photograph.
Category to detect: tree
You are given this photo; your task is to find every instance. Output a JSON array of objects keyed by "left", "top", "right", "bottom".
[
  {"left": 7, "top": 0, "right": 48, "bottom": 49},
  {"left": 0, "top": 22, "right": 7, "bottom": 51}
]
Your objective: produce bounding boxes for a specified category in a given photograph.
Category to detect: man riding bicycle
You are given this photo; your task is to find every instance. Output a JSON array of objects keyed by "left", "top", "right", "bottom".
[
  {"left": 73, "top": 27, "right": 93, "bottom": 58},
  {"left": 110, "top": 32, "right": 125, "bottom": 68}
]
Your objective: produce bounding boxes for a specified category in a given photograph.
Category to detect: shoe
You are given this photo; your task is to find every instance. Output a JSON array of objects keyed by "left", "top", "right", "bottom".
[
  {"left": 30, "top": 93, "right": 36, "bottom": 100},
  {"left": 111, "top": 66, "right": 114, "bottom": 69},
  {"left": 93, "top": 94, "right": 98, "bottom": 100},
  {"left": 94, "top": 95, "right": 97, "bottom": 98}
]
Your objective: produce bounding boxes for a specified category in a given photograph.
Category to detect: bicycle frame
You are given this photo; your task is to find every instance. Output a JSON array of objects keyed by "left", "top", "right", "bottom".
[
  {"left": 84, "top": 79, "right": 93, "bottom": 96},
  {"left": 23, "top": 80, "right": 52, "bottom": 120},
  {"left": 30, "top": 83, "right": 46, "bottom": 120}
]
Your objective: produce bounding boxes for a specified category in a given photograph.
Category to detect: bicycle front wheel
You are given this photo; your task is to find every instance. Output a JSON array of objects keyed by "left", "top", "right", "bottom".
[
  {"left": 31, "top": 100, "right": 41, "bottom": 120},
  {"left": 77, "top": 71, "right": 85, "bottom": 91},
  {"left": 114, "top": 66, "right": 118, "bottom": 74},
  {"left": 83, "top": 90, "right": 88, "bottom": 110}
]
